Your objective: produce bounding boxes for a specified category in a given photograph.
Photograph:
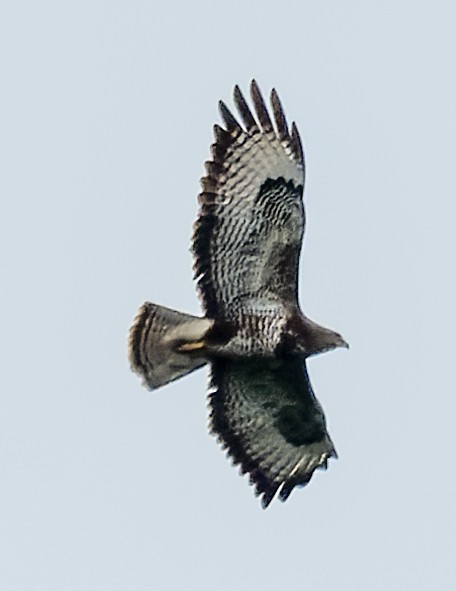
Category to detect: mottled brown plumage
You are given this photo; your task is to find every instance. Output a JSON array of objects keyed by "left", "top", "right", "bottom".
[{"left": 129, "top": 81, "right": 347, "bottom": 507}]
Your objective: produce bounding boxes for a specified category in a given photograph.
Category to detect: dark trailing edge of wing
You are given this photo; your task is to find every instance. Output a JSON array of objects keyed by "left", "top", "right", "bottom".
[{"left": 208, "top": 365, "right": 283, "bottom": 508}]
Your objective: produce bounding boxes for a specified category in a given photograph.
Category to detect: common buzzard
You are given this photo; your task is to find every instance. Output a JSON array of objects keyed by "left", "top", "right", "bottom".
[{"left": 129, "top": 81, "right": 348, "bottom": 507}]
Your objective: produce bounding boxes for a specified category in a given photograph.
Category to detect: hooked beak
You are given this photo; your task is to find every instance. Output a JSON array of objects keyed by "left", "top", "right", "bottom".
[{"left": 338, "top": 337, "right": 349, "bottom": 350}]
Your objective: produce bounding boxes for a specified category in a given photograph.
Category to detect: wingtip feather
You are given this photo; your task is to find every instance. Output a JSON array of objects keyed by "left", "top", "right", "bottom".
[
  {"left": 233, "top": 84, "right": 257, "bottom": 131},
  {"left": 218, "top": 100, "right": 242, "bottom": 133},
  {"left": 270, "top": 88, "right": 289, "bottom": 141},
  {"left": 250, "top": 80, "right": 273, "bottom": 132},
  {"left": 291, "top": 121, "right": 305, "bottom": 165}
]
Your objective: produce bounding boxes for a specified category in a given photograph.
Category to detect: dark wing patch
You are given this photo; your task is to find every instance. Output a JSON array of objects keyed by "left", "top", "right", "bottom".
[
  {"left": 193, "top": 81, "right": 305, "bottom": 320},
  {"left": 209, "top": 357, "right": 336, "bottom": 508}
]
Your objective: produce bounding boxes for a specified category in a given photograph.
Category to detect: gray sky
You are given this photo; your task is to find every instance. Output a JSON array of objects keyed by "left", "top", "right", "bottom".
[{"left": 2, "top": 1, "right": 455, "bottom": 589}]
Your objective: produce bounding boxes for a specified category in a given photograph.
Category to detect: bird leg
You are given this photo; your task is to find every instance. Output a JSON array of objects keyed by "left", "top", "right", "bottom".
[{"left": 177, "top": 340, "right": 206, "bottom": 352}]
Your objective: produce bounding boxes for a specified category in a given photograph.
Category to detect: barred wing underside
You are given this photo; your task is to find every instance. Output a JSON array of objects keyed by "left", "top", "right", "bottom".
[
  {"left": 193, "top": 81, "right": 305, "bottom": 320},
  {"left": 209, "top": 358, "right": 336, "bottom": 508}
]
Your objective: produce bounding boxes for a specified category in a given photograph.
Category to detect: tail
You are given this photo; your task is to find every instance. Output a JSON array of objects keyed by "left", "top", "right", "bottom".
[{"left": 128, "top": 302, "right": 214, "bottom": 390}]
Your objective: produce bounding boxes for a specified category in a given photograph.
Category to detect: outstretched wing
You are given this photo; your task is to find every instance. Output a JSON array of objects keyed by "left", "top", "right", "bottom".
[
  {"left": 209, "top": 358, "right": 336, "bottom": 508},
  {"left": 193, "top": 81, "right": 305, "bottom": 320}
]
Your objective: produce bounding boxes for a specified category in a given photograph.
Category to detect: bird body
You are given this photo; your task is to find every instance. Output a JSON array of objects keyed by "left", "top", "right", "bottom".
[{"left": 129, "top": 81, "right": 347, "bottom": 507}]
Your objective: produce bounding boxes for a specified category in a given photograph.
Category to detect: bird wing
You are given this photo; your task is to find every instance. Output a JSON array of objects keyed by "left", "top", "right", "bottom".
[
  {"left": 209, "top": 357, "right": 336, "bottom": 508},
  {"left": 193, "top": 81, "right": 305, "bottom": 321}
]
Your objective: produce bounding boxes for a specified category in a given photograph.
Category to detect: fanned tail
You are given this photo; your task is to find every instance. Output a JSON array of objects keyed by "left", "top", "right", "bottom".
[{"left": 128, "top": 303, "right": 213, "bottom": 390}]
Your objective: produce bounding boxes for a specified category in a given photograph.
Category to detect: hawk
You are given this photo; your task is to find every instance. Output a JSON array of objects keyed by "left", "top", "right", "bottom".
[{"left": 129, "top": 81, "right": 348, "bottom": 508}]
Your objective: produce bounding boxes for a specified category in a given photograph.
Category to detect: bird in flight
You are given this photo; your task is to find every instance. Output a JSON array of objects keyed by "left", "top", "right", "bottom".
[{"left": 129, "top": 81, "right": 348, "bottom": 508}]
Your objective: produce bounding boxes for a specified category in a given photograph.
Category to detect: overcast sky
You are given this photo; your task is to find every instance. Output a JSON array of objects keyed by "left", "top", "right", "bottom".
[{"left": 2, "top": 1, "right": 456, "bottom": 590}]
